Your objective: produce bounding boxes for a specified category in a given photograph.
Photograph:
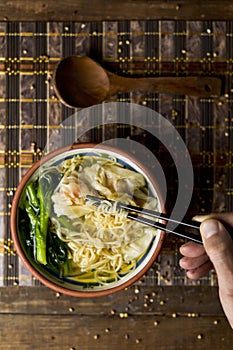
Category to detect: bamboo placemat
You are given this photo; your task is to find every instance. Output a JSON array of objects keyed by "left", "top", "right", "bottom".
[{"left": 0, "top": 20, "right": 231, "bottom": 287}]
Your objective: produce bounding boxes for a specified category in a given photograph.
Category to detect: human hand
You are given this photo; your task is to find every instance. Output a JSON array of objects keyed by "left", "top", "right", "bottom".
[{"left": 179, "top": 213, "right": 233, "bottom": 328}]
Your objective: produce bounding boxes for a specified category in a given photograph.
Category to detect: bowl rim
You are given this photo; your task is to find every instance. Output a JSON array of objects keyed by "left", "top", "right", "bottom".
[{"left": 11, "top": 142, "right": 165, "bottom": 297}]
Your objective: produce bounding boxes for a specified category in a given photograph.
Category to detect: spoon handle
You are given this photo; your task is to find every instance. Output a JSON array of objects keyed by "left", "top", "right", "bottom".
[{"left": 107, "top": 73, "right": 222, "bottom": 97}]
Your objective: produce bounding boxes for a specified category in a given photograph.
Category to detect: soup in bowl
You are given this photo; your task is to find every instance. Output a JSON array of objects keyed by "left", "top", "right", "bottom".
[{"left": 11, "top": 143, "right": 165, "bottom": 297}]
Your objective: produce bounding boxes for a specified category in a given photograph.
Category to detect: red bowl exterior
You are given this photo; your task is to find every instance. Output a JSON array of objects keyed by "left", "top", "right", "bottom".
[{"left": 11, "top": 143, "right": 165, "bottom": 297}]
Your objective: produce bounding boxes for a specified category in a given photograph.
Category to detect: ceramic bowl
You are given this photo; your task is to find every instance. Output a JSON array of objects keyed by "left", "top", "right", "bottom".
[{"left": 11, "top": 143, "right": 165, "bottom": 297}]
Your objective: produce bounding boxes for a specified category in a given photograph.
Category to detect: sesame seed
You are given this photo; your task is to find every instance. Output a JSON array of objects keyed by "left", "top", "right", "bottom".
[
  {"left": 68, "top": 307, "right": 74, "bottom": 312},
  {"left": 93, "top": 334, "right": 99, "bottom": 340},
  {"left": 154, "top": 321, "right": 159, "bottom": 326},
  {"left": 197, "top": 334, "right": 203, "bottom": 340}
]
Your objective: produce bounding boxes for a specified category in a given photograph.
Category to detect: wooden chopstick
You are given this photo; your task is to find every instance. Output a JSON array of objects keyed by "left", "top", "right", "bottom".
[{"left": 86, "top": 195, "right": 203, "bottom": 244}]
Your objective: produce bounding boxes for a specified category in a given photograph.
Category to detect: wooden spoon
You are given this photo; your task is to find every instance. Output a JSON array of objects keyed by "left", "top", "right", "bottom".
[{"left": 53, "top": 56, "right": 222, "bottom": 108}]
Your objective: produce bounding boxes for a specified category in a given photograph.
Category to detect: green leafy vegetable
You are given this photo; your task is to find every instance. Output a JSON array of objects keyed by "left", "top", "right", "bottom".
[
  {"left": 23, "top": 169, "right": 63, "bottom": 266},
  {"left": 47, "top": 232, "right": 69, "bottom": 275},
  {"left": 35, "top": 169, "right": 62, "bottom": 265}
]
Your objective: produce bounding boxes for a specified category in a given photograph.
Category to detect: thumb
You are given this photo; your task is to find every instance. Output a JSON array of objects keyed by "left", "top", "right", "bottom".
[
  {"left": 200, "top": 218, "right": 233, "bottom": 328},
  {"left": 200, "top": 219, "right": 233, "bottom": 290}
]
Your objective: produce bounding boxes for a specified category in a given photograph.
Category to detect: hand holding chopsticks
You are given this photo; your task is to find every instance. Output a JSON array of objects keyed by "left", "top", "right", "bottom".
[{"left": 86, "top": 195, "right": 202, "bottom": 244}]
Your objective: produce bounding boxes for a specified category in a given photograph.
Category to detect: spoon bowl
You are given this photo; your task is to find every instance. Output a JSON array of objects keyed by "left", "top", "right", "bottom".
[
  {"left": 54, "top": 56, "right": 110, "bottom": 108},
  {"left": 53, "top": 56, "right": 222, "bottom": 108}
]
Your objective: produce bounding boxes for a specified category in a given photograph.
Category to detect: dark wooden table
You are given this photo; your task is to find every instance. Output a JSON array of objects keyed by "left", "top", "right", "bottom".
[
  {"left": 0, "top": 1, "right": 233, "bottom": 349},
  {"left": 0, "top": 286, "right": 232, "bottom": 349}
]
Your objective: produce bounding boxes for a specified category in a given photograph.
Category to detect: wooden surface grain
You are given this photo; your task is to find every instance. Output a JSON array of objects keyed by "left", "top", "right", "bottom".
[
  {"left": 0, "top": 286, "right": 232, "bottom": 349},
  {"left": 1, "top": 0, "right": 233, "bottom": 21}
]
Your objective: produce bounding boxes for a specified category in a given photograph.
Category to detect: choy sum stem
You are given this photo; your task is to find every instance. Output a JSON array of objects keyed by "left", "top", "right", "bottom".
[
  {"left": 36, "top": 179, "right": 50, "bottom": 265},
  {"left": 26, "top": 183, "right": 39, "bottom": 210},
  {"left": 25, "top": 195, "right": 47, "bottom": 265},
  {"left": 35, "top": 222, "right": 47, "bottom": 265}
]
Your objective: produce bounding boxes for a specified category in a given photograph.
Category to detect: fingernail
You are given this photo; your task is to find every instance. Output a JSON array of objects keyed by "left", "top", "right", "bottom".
[{"left": 201, "top": 220, "right": 219, "bottom": 239}]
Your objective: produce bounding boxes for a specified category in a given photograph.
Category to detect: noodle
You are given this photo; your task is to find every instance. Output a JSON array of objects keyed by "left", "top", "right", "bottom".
[{"left": 26, "top": 154, "right": 160, "bottom": 285}]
